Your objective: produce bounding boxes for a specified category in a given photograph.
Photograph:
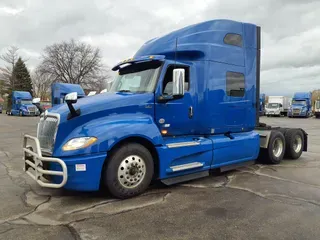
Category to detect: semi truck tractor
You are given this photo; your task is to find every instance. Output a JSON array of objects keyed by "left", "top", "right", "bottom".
[
  {"left": 315, "top": 100, "right": 320, "bottom": 118},
  {"left": 288, "top": 92, "right": 312, "bottom": 118},
  {"left": 265, "top": 96, "right": 289, "bottom": 117},
  {"left": 7, "top": 91, "right": 40, "bottom": 116},
  {"left": 51, "top": 83, "right": 85, "bottom": 107},
  {"left": 23, "top": 19, "right": 308, "bottom": 199}
]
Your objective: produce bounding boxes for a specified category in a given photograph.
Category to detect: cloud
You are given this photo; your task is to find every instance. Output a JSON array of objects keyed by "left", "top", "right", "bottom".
[{"left": 0, "top": 0, "right": 319, "bottom": 95}]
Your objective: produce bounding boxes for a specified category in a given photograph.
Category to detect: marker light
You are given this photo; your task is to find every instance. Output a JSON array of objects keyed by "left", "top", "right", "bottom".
[
  {"left": 62, "top": 137, "right": 97, "bottom": 151},
  {"left": 161, "top": 129, "right": 168, "bottom": 135}
]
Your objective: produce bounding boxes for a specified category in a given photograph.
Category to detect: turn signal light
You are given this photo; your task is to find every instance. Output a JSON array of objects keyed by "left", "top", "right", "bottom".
[{"left": 161, "top": 129, "right": 168, "bottom": 135}]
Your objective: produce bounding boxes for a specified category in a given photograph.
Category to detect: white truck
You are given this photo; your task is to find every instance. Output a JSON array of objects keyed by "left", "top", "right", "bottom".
[{"left": 265, "top": 96, "right": 290, "bottom": 117}]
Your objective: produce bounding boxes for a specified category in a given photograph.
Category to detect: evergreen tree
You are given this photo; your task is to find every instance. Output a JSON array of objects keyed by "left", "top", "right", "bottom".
[{"left": 12, "top": 58, "right": 33, "bottom": 96}]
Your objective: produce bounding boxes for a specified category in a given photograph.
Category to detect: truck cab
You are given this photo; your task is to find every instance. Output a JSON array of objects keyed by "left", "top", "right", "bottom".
[
  {"left": 288, "top": 92, "right": 312, "bottom": 118},
  {"left": 8, "top": 91, "right": 39, "bottom": 116},
  {"left": 23, "top": 19, "right": 308, "bottom": 199},
  {"left": 51, "top": 83, "right": 86, "bottom": 107}
]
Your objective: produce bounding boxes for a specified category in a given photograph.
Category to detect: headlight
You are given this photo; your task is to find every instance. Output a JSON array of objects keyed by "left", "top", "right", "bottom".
[{"left": 62, "top": 137, "right": 97, "bottom": 151}]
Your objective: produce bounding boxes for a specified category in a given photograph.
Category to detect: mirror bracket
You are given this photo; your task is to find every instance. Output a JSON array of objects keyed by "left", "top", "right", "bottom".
[{"left": 65, "top": 92, "right": 80, "bottom": 120}]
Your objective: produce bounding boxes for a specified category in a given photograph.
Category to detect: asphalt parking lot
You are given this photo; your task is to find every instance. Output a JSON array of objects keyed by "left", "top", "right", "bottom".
[{"left": 0, "top": 113, "right": 320, "bottom": 240}]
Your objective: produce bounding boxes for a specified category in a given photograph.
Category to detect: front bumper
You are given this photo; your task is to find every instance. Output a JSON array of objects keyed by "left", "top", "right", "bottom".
[
  {"left": 288, "top": 111, "right": 306, "bottom": 117},
  {"left": 23, "top": 135, "right": 106, "bottom": 191},
  {"left": 23, "top": 111, "right": 39, "bottom": 116},
  {"left": 266, "top": 111, "right": 280, "bottom": 116}
]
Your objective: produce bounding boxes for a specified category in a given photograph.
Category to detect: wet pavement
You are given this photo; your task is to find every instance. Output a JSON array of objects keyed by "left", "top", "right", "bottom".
[{"left": 0, "top": 113, "right": 319, "bottom": 240}]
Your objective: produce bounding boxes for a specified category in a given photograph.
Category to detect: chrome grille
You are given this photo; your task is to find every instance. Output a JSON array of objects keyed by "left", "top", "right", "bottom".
[
  {"left": 28, "top": 107, "right": 36, "bottom": 112},
  {"left": 293, "top": 109, "right": 300, "bottom": 115},
  {"left": 37, "top": 113, "right": 59, "bottom": 153}
]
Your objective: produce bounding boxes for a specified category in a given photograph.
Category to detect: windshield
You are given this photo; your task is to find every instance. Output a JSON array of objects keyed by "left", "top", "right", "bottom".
[
  {"left": 292, "top": 100, "right": 306, "bottom": 106},
  {"left": 267, "top": 103, "right": 279, "bottom": 109},
  {"left": 21, "top": 100, "right": 32, "bottom": 105},
  {"left": 110, "top": 61, "right": 162, "bottom": 93}
]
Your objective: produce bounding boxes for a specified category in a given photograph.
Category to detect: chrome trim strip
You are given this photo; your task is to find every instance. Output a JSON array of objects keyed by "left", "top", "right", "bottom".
[
  {"left": 166, "top": 141, "right": 200, "bottom": 148},
  {"left": 170, "top": 162, "right": 204, "bottom": 172}
]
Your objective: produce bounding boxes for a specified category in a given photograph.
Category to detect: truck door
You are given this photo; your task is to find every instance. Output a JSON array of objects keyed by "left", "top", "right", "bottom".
[{"left": 155, "top": 64, "right": 195, "bottom": 135}]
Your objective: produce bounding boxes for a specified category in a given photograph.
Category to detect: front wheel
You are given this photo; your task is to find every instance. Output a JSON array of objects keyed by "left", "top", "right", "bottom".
[{"left": 103, "top": 143, "right": 154, "bottom": 199}]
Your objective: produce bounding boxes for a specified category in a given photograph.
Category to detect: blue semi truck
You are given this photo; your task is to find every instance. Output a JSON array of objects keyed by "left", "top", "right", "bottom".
[
  {"left": 23, "top": 19, "right": 308, "bottom": 199},
  {"left": 7, "top": 91, "right": 39, "bottom": 116},
  {"left": 51, "top": 83, "right": 86, "bottom": 107},
  {"left": 288, "top": 92, "right": 312, "bottom": 118}
]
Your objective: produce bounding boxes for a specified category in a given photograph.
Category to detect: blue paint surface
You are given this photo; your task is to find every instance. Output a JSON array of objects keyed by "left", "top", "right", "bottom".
[{"left": 51, "top": 152, "right": 106, "bottom": 191}]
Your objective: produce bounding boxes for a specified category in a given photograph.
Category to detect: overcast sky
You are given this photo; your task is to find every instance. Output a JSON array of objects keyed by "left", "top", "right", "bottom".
[{"left": 0, "top": 0, "right": 319, "bottom": 96}]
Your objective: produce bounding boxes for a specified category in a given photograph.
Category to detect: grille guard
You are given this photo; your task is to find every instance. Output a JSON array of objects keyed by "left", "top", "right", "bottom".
[{"left": 23, "top": 134, "right": 68, "bottom": 188}]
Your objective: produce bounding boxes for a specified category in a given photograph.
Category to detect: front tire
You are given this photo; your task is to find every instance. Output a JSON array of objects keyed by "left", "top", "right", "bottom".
[
  {"left": 285, "top": 129, "right": 304, "bottom": 159},
  {"left": 103, "top": 143, "right": 154, "bottom": 199}
]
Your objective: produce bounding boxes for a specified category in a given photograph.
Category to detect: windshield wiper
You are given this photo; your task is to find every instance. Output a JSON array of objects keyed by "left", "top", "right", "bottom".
[{"left": 118, "top": 90, "right": 131, "bottom": 92}]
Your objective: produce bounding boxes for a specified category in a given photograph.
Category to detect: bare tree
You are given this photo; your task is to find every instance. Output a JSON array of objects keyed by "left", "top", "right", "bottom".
[
  {"left": 0, "top": 46, "right": 20, "bottom": 90},
  {"left": 32, "top": 68, "right": 53, "bottom": 99},
  {"left": 38, "top": 39, "right": 111, "bottom": 89}
]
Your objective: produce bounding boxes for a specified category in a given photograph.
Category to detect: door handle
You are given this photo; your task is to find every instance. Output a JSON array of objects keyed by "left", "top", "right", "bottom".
[{"left": 188, "top": 106, "right": 193, "bottom": 119}]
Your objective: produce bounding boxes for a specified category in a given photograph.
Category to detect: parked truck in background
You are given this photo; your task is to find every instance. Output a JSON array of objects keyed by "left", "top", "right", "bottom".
[
  {"left": 6, "top": 91, "right": 39, "bottom": 116},
  {"left": 51, "top": 83, "right": 86, "bottom": 107},
  {"left": 259, "top": 93, "right": 266, "bottom": 116},
  {"left": 288, "top": 92, "right": 312, "bottom": 118},
  {"left": 23, "top": 19, "right": 308, "bottom": 199},
  {"left": 265, "top": 96, "right": 289, "bottom": 117},
  {"left": 315, "top": 100, "right": 320, "bottom": 118}
]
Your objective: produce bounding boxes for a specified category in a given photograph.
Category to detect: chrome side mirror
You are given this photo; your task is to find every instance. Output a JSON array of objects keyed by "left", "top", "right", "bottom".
[
  {"left": 32, "top": 98, "right": 40, "bottom": 104},
  {"left": 172, "top": 69, "right": 185, "bottom": 96},
  {"left": 65, "top": 92, "right": 78, "bottom": 104}
]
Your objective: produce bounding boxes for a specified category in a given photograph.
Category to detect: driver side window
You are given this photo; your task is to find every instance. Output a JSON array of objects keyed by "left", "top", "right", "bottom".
[{"left": 162, "top": 66, "right": 189, "bottom": 95}]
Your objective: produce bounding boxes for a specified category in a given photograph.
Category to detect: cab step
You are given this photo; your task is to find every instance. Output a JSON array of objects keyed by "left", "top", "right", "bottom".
[{"left": 161, "top": 170, "right": 209, "bottom": 185}]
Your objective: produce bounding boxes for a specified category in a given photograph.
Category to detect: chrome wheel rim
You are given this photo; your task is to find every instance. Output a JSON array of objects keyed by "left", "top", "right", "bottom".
[
  {"left": 293, "top": 135, "right": 302, "bottom": 153},
  {"left": 273, "top": 138, "right": 283, "bottom": 158},
  {"left": 118, "top": 155, "right": 146, "bottom": 189}
]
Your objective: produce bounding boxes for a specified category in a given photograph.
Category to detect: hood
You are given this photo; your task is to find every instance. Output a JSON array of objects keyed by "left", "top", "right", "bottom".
[
  {"left": 49, "top": 92, "right": 154, "bottom": 123},
  {"left": 291, "top": 104, "right": 307, "bottom": 109},
  {"left": 49, "top": 92, "right": 155, "bottom": 153}
]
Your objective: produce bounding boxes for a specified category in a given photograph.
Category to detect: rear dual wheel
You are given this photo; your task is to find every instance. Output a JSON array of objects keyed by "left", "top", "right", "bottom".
[
  {"left": 285, "top": 129, "right": 304, "bottom": 159},
  {"left": 260, "top": 131, "right": 285, "bottom": 164},
  {"left": 260, "top": 129, "right": 304, "bottom": 164}
]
